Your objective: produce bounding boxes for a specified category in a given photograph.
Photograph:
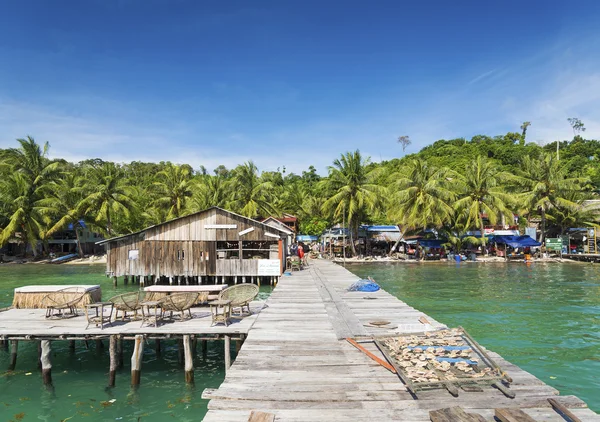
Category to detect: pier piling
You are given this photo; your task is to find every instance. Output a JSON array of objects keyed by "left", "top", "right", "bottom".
[
  {"left": 40, "top": 340, "right": 52, "bottom": 386},
  {"left": 109, "top": 335, "right": 117, "bottom": 387},
  {"left": 224, "top": 335, "right": 231, "bottom": 372},
  {"left": 69, "top": 340, "right": 75, "bottom": 354},
  {"left": 113, "top": 276, "right": 117, "bottom": 287},
  {"left": 155, "top": 339, "right": 161, "bottom": 358},
  {"left": 9, "top": 340, "right": 18, "bottom": 370},
  {"left": 37, "top": 341, "right": 42, "bottom": 370},
  {"left": 183, "top": 335, "right": 194, "bottom": 384},
  {"left": 131, "top": 335, "right": 144, "bottom": 386},
  {"left": 117, "top": 336, "right": 123, "bottom": 368}
]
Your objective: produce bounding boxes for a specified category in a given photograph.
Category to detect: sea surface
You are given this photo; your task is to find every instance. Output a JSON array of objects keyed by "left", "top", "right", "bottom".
[
  {"left": 349, "top": 261, "right": 600, "bottom": 413},
  {"left": 0, "top": 264, "right": 272, "bottom": 422},
  {"left": 0, "top": 262, "right": 599, "bottom": 420}
]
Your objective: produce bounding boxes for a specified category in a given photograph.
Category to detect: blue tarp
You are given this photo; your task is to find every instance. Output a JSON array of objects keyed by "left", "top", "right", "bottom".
[
  {"left": 348, "top": 279, "right": 380, "bottom": 292},
  {"left": 490, "top": 235, "right": 541, "bottom": 248}
]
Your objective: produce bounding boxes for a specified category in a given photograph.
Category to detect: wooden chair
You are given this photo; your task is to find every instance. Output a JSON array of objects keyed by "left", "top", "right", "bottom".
[
  {"left": 42, "top": 287, "right": 86, "bottom": 318},
  {"left": 158, "top": 292, "right": 199, "bottom": 321},
  {"left": 218, "top": 284, "right": 259, "bottom": 316},
  {"left": 109, "top": 291, "right": 145, "bottom": 321},
  {"left": 287, "top": 256, "right": 302, "bottom": 271}
]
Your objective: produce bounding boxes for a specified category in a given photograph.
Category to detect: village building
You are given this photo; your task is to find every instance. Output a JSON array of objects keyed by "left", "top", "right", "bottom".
[{"left": 97, "top": 207, "right": 289, "bottom": 285}]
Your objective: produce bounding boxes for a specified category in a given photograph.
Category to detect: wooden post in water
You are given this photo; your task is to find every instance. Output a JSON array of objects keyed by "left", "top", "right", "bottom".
[
  {"left": 113, "top": 276, "right": 118, "bottom": 287},
  {"left": 9, "top": 340, "right": 18, "bottom": 370},
  {"left": 69, "top": 340, "right": 76, "bottom": 354},
  {"left": 224, "top": 335, "right": 231, "bottom": 372},
  {"left": 37, "top": 341, "right": 42, "bottom": 370},
  {"left": 201, "top": 340, "right": 207, "bottom": 358},
  {"left": 109, "top": 335, "right": 117, "bottom": 387},
  {"left": 155, "top": 339, "right": 161, "bottom": 358},
  {"left": 124, "top": 275, "right": 129, "bottom": 285},
  {"left": 96, "top": 339, "right": 104, "bottom": 352},
  {"left": 1, "top": 339, "right": 7, "bottom": 351},
  {"left": 40, "top": 340, "right": 52, "bottom": 386},
  {"left": 131, "top": 335, "right": 144, "bottom": 386},
  {"left": 183, "top": 335, "right": 194, "bottom": 384},
  {"left": 192, "top": 337, "right": 197, "bottom": 355},
  {"left": 117, "top": 336, "right": 123, "bottom": 369},
  {"left": 178, "top": 338, "right": 184, "bottom": 365}
]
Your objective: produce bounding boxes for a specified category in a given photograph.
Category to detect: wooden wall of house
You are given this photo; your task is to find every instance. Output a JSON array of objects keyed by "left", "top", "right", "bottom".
[
  {"left": 105, "top": 208, "right": 286, "bottom": 278},
  {"left": 144, "top": 208, "right": 280, "bottom": 242}
]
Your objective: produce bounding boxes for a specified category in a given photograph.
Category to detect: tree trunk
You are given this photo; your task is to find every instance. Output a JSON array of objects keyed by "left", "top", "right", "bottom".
[
  {"left": 106, "top": 207, "right": 112, "bottom": 237},
  {"left": 349, "top": 220, "right": 357, "bottom": 256},
  {"left": 388, "top": 225, "right": 405, "bottom": 257},
  {"left": 479, "top": 212, "right": 486, "bottom": 253},
  {"left": 541, "top": 208, "right": 546, "bottom": 244},
  {"left": 75, "top": 225, "right": 84, "bottom": 257}
]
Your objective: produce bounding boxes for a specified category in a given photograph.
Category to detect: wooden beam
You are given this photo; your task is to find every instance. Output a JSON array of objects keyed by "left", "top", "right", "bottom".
[
  {"left": 40, "top": 340, "right": 52, "bottom": 386},
  {"left": 109, "top": 335, "right": 117, "bottom": 387},
  {"left": 548, "top": 398, "right": 583, "bottom": 422},
  {"left": 69, "top": 340, "right": 76, "bottom": 354},
  {"left": 131, "top": 334, "right": 144, "bottom": 386},
  {"left": 183, "top": 335, "right": 194, "bottom": 384},
  {"left": 495, "top": 408, "right": 537, "bottom": 422}
]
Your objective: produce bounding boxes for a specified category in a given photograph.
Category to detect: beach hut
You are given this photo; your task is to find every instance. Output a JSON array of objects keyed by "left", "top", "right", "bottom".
[{"left": 97, "top": 207, "right": 288, "bottom": 285}]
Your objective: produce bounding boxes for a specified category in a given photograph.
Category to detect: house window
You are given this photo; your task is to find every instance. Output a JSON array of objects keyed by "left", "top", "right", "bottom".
[
  {"left": 177, "top": 250, "right": 185, "bottom": 261},
  {"left": 128, "top": 250, "right": 139, "bottom": 260}
]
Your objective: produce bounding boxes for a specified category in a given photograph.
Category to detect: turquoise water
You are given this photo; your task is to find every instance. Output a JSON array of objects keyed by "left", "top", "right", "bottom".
[
  {"left": 0, "top": 264, "right": 272, "bottom": 421},
  {"left": 348, "top": 261, "right": 600, "bottom": 413}
]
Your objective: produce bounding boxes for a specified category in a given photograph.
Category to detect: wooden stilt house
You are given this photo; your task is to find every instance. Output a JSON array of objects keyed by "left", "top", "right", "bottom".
[{"left": 97, "top": 207, "right": 288, "bottom": 284}]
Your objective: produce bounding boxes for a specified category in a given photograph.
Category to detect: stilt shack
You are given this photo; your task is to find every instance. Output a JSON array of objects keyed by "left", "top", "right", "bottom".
[{"left": 97, "top": 207, "right": 288, "bottom": 283}]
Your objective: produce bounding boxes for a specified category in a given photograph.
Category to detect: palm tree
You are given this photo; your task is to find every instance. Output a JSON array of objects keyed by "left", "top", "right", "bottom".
[
  {"left": 79, "top": 163, "right": 135, "bottom": 236},
  {"left": 152, "top": 164, "right": 193, "bottom": 220},
  {"left": 0, "top": 137, "right": 60, "bottom": 256},
  {"left": 189, "top": 173, "right": 229, "bottom": 212},
  {"left": 321, "top": 150, "right": 382, "bottom": 255},
  {"left": 37, "top": 172, "right": 88, "bottom": 256},
  {"left": 520, "top": 121, "right": 531, "bottom": 145},
  {"left": 514, "top": 153, "right": 587, "bottom": 243},
  {"left": 388, "top": 158, "right": 456, "bottom": 233},
  {"left": 229, "top": 161, "right": 276, "bottom": 218},
  {"left": 454, "top": 156, "right": 514, "bottom": 250}
]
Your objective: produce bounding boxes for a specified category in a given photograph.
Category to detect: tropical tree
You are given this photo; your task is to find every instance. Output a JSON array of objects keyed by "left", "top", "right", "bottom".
[
  {"left": 229, "top": 161, "right": 276, "bottom": 218},
  {"left": 513, "top": 153, "right": 587, "bottom": 243},
  {"left": 388, "top": 158, "right": 456, "bottom": 233},
  {"left": 397, "top": 135, "right": 411, "bottom": 153},
  {"left": 520, "top": 121, "right": 531, "bottom": 145},
  {"left": 189, "top": 173, "right": 229, "bottom": 212},
  {"left": 321, "top": 150, "right": 382, "bottom": 255},
  {"left": 454, "top": 156, "right": 514, "bottom": 250},
  {"left": 39, "top": 171, "right": 89, "bottom": 256},
  {"left": 0, "top": 137, "right": 60, "bottom": 256},
  {"left": 78, "top": 163, "right": 135, "bottom": 236},
  {"left": 152, "top": 163, "right": 193, "bottom": 220}
]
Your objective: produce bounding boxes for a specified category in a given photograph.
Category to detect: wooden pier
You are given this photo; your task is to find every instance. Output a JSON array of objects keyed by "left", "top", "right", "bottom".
[
  {"left": 202, "top": 260, "right": 599, "bottom": 421},
  {"left": 0, "top": 300, "right": 265, "bottom": 386}
]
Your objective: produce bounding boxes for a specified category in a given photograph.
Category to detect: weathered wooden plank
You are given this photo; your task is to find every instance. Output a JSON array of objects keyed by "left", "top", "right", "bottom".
[{"left": 495, "top": 408, "right": 538, "bottom": 422}]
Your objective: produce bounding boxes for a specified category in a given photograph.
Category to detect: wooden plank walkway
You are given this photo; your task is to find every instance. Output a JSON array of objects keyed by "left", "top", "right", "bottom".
[
  {"left": 0, "top": 301, "right": 266, "bottom": 339},
  {"left": 203, "top": 259, "right": 599, "bottom": 421}
]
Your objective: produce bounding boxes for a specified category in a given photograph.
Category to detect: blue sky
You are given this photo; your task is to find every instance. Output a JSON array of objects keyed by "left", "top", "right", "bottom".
[{"left": 1, "top": 1, "right": 600, "bottom": 174}]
